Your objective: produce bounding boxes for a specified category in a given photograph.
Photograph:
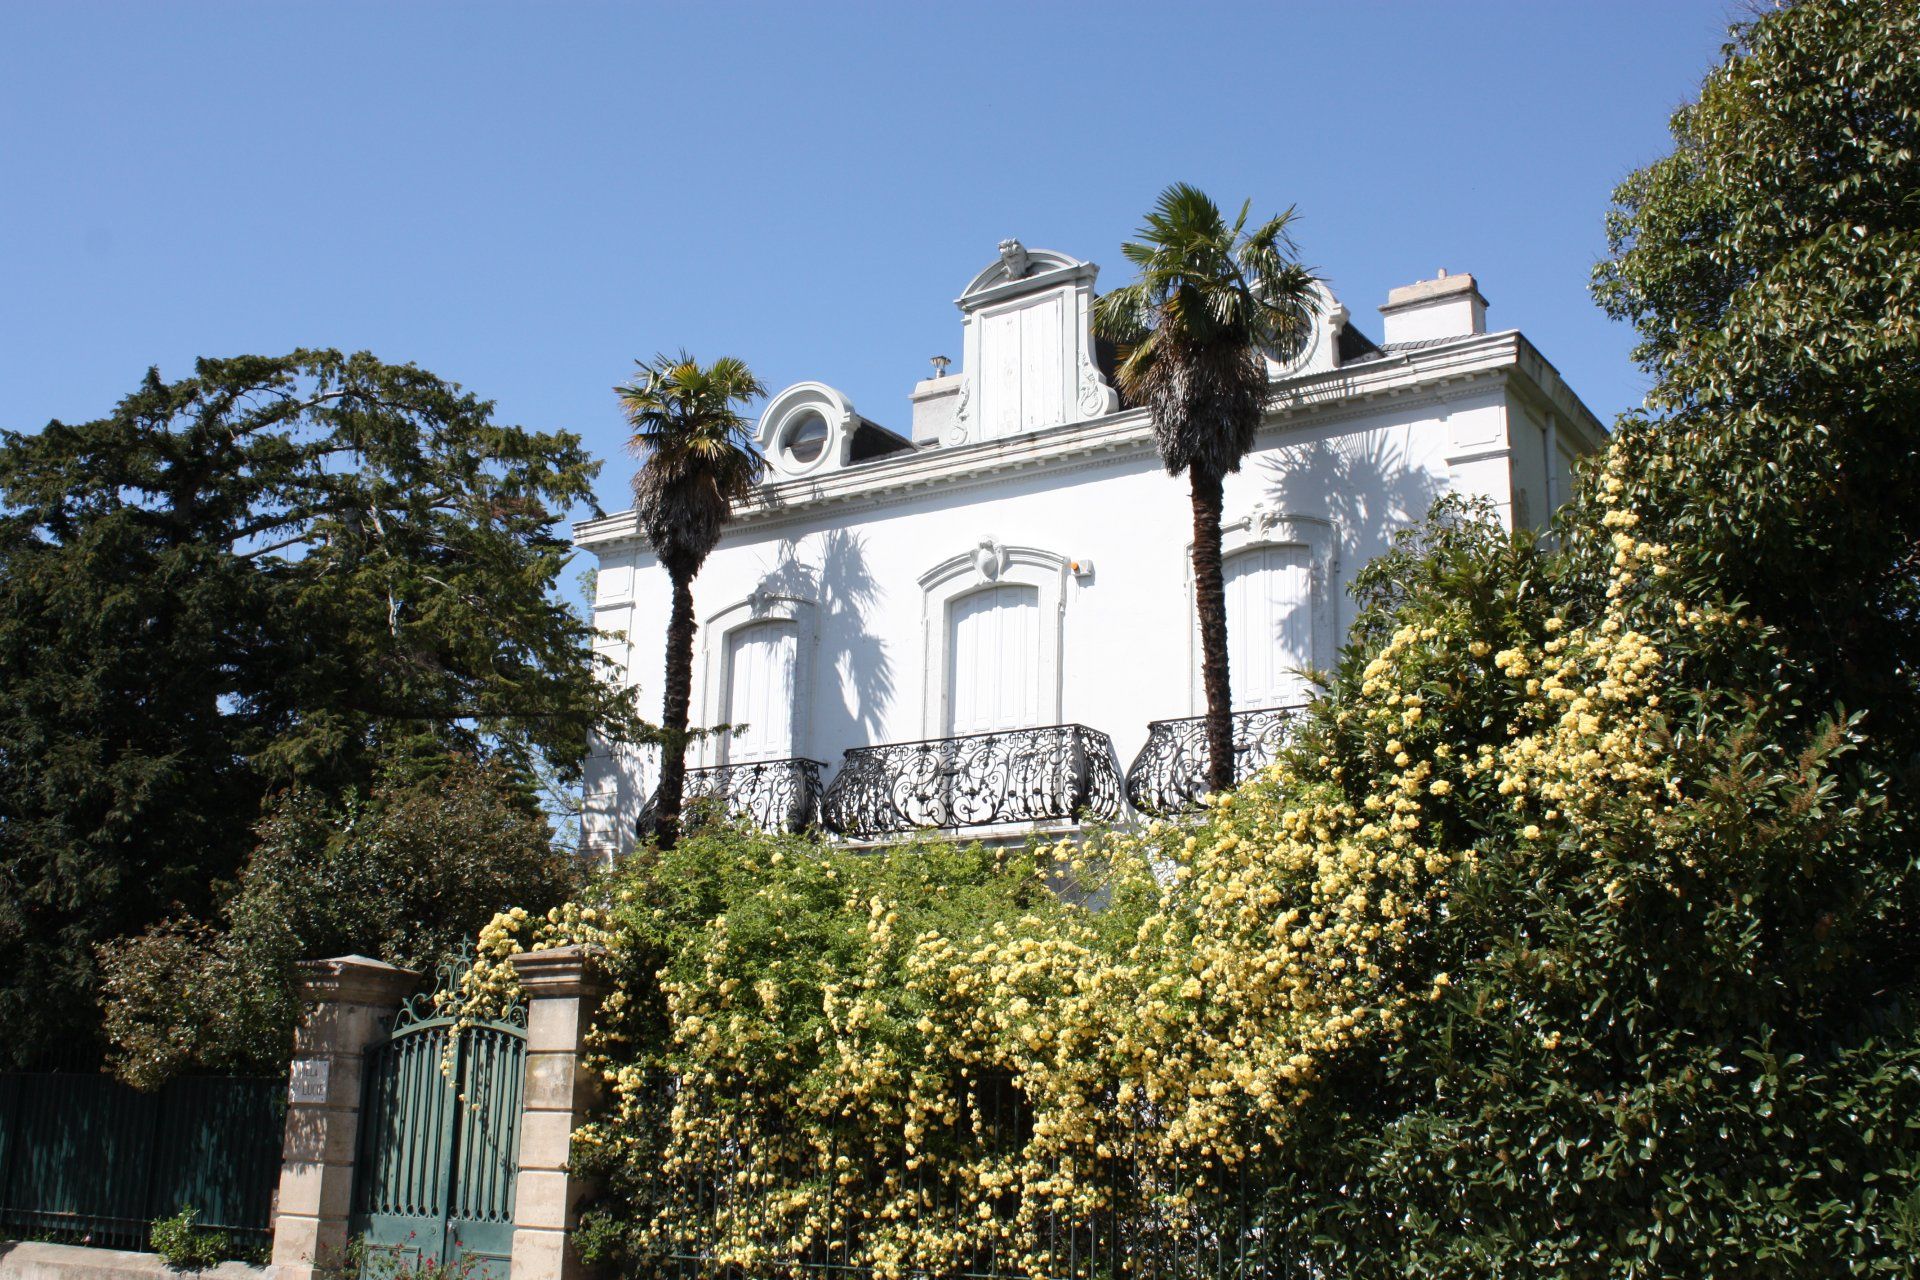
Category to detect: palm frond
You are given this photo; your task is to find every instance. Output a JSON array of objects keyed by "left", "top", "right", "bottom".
[
  {"left": 618, "top": 352, "right": 766, "bottom": 569},
  {"left": 1091, "top": 183, "right": 1319, "bottom": 479}
]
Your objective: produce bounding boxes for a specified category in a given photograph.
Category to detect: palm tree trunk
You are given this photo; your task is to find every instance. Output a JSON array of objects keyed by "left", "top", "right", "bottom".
[
  {"left": 653, "top": 564, "right": 698, "bottom": 850},
  {"left": 1190, "top": 468, "right": 1236, "bottom": 796}
]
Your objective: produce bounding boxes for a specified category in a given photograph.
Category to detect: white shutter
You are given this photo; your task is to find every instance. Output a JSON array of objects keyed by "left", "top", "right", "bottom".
[
  {"left": 980, "top": 311, "right": 1022, "bottom": 441},
  {"left": 1224, "top": 546, "right": 1313, "bottom": 709},
  {"left": 1019, "top": 294, "right": 1065, "bottom": 432},
  {"left": 978, "top": 295, "right": 1068, "bottom": 440},
  {"left": 947, "top": 584, "right": 1042, "bottom": 735},
  {"left": 725, "top": 620, "right": 797, "bottom": 761}
]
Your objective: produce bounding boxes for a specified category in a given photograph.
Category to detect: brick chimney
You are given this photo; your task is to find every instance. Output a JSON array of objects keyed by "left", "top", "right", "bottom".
[{"left": 1379, "top": 270, "right": 1488, "bottom": 344}]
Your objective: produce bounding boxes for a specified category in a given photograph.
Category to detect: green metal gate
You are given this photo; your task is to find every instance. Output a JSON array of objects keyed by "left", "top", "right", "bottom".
[{"left": 350, "top": 960, "right": 525, "bottom": 1280}]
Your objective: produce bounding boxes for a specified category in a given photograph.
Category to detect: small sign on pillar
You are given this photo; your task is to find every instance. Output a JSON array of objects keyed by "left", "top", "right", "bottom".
[{"left": 269, "top": 955, "right": 419, "bottom": 1280}]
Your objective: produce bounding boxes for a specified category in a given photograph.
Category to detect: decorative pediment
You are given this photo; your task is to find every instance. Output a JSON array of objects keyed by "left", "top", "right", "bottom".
[
  {"left": 957, "top": 240, "right": 1100, "bottom": 307},
  {"left": 941, "top": 240, "right": 1119, "bottom": 447}
]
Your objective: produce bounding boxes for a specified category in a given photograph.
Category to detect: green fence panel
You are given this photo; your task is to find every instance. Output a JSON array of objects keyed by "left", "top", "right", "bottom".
[{"left": 0, "top": 1072, "right": 286, "bottom": 1252}]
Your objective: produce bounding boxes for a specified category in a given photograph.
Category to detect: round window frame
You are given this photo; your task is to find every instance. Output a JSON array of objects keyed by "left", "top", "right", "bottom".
[
  {"left": 1258, "top": 296, "right": 1317, "bottom": 376},
  {"left": 775, "top": 410, "right": 833, "bottom": 475}
]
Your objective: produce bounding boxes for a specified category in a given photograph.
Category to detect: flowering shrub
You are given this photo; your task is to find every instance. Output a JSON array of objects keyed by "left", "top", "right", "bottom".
[
  {"left": 459, "top": 422, "right": 1917, "bottom": 1275},
  {"left": 453, "top": 481, "right": 1766, "bottom": 1276}
]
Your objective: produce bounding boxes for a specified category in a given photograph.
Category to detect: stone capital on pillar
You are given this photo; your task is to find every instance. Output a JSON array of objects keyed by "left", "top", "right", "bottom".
[
  {"left": 508, "top": 945, "right": 610, "bottom": 1280},
  {"left": 296, "top": 953, "right": 419, "bottom": 1009},
  {"left": 270, "top": 955, "right": 419, "bottom": 1280},
  {"left": 510, "top": 944, "right": 614, "bottom": 1000}
]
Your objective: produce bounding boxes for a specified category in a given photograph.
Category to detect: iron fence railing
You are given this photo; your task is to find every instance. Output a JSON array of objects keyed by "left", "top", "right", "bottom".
[
  {"left": 0, "top": 1071, "right": 285, "bottom": 1252},
  {"left": 820, "top": 724, "right": 1124, "bottom": 839},
  {"left": 638, "top": 757, "right": 829, "bottom": 837},
  {"left": 1123, "top": 705, "right": 1306, "bottom": 818}
]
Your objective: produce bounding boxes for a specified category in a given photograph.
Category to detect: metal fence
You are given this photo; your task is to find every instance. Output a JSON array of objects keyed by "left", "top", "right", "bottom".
[{"left": 0, "top": 1071, "right": 286, "bottom": 1252}]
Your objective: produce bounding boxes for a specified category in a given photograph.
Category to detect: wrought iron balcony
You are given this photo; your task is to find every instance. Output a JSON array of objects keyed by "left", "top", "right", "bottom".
[
  {"left": 820, "top": 724, "right": 1123, "bottom": 839},
  {"left": 637, "top": 757, "right": 827, "bottom": 837},
  {"left": 1123, "top": 704, "right": 1306, "bottom": 818}
]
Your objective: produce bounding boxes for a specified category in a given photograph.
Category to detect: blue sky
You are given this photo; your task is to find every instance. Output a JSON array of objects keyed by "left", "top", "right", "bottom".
[{"left": 2, "top": 1, "right": 1735, "bottom": 525}]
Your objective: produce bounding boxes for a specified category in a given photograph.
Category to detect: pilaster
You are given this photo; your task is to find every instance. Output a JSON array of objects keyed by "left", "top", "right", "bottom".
[
  {"left": 507, "top": 946, "right": 612, "bottom": 1280},
  {"left": 269, "top": 955, "right": 418, "bottom": 1280}
]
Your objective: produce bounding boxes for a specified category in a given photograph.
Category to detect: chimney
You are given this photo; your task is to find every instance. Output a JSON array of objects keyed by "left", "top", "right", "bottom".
[{"left": 1379, "top": 269, "right": 1488, "bottom": 344}]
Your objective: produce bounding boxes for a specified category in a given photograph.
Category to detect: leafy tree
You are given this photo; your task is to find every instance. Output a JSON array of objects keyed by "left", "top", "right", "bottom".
[
  {"left": 98, "top": 754, "right": 582, "bottom": 1088},
  {"left": 1094, "top": 185, "right": 1316, "bottom": 793},
  {"left": 1255, "top": 2, "right": 1920, "bottom": 1270},
  {"left": 616, "top": 353, "right": 766, "bottom": 850},
  {"left": 1586, "top": 0, "right": 1920, "bottom": 769},
  {"left": 0, "top": 350, "right": 632, "bottom": 1065}
]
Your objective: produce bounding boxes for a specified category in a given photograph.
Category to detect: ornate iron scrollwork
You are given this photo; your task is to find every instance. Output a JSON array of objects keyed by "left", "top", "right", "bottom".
[
  {"left": 637, "top": 757, "right": 827, "bottom": 837},
  {"left": 819, "top": 724, "right": 1123, "bottom": 839},
  {"left": 1123, "top": 704, "right": 1305, "bottom": 818},
  {"left": 390, "top": 943, "right": 527, "bottom": 1033}
]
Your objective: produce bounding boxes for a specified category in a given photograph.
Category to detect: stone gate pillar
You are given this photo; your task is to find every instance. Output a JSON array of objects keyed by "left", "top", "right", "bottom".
[
  {"left": 507, "top": 945, "right": 611, "bottom": 1280},
  {"left": 269, "top": 955, "right": 418, "bottom": 1280}
]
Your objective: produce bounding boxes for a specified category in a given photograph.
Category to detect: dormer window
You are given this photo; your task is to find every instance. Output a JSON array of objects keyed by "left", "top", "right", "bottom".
[
  {"left": 755, "top": 383, "right": 911, "bottom": 481},
  {"left": 1258, "top": 296, "right": 1315, "bottom": 371},
  {"left": 781, "top": 412, "right": 829, "bottom": 466}
]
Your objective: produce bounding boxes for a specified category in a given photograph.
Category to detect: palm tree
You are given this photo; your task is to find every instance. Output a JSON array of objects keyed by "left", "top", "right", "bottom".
[
  {"left": 1094, "top": 184, "right": 1316, "bottom": 797},
  {"left": 618, "top": 352, "right": 767, "bottom": 849}
]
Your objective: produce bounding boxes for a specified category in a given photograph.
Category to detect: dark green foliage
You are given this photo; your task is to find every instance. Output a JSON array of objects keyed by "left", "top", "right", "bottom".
[
  {"left": 97, "top": 755, "right": 583, "bottom": 1088},
  {"left": 0, "top": 351, "right": 631, "bottom": 1066},
  {"left": 149, "top": 1206, "right": 231, "bottom": 1272},
  {"left": 1584, "top": 0, "right": 1920, "bottom": 764},
  {"left": 1248, "top": 3, "right": 1920, "bottom": 1271}
]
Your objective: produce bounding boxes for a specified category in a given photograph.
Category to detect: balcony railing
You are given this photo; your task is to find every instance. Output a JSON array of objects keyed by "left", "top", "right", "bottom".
[
  {"left": 820, "top": 724, "right": 1124, "bottom": 839},
  {"left": 637, "top": 757, "right": 828, "bottom": 836},
  {"left": 1123, "top": 704, "right": 1306, "bottom": 818}
]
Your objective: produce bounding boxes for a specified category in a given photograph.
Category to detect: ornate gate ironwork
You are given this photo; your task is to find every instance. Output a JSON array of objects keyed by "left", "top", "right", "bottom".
[{"left": 350, "top": 956, "right": 525, "bottom": 1280}]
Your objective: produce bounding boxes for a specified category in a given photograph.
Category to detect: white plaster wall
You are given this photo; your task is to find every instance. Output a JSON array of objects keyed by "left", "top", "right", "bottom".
[{"left": 578, "top": 379, "right": 1555, "bottom": 859}]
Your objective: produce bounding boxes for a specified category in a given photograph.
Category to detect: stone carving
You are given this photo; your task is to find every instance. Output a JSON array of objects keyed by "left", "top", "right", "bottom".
[
  {"left": 1078, "top": 354, "right": 1116, "bottom": 419},
  {"left": 943, "top": 377, "right": 972, "bottom": 446},
  {"left": 973, "top": 537, "right": 1006, "bottom": 581},
  {"left": 997, "top": 238, "right": 1030, "bottom": 282}
]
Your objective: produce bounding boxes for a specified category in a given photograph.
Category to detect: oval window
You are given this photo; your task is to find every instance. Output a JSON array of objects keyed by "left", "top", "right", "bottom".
[
  {"left": 1259, "top": 297, "right": 1314, "bottom": 370},
  {"left": 781, "top": 412, "right": 829, "bottom": 466}
]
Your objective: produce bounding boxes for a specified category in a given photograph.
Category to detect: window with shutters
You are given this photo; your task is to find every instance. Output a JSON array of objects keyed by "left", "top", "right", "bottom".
[
  {"left": 1222, "top": 544, "right": 1316, "bottom": 709},
  {"left": 976, "top": 294, "right": 1068, "bottom": 441},
  {"left": 723, "top": 618, "right": 798, "bottom": 761},
  {"left": 945, "top": 584, "right": 1042, "bottom": 735}
]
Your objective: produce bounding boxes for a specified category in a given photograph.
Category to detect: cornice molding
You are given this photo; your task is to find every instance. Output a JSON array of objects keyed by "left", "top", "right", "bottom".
[{"left": 575, "top": 331, "right": 1584, "bottom": 554}]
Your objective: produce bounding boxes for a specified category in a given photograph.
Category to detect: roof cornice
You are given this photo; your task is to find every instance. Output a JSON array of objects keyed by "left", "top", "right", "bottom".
[{"left": 575, "top": 330, "right": 1600, "bottom": 552}]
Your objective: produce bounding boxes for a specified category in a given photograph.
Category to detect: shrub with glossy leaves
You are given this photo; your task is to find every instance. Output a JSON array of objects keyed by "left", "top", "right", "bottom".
[{"left": 99, "top": 755, "right": 583, "bottom": 1089}]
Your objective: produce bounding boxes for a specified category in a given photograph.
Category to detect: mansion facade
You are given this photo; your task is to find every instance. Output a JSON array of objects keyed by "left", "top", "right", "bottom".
[{"left": 575, "top": 240, "right": 1604, "bottom": 859}]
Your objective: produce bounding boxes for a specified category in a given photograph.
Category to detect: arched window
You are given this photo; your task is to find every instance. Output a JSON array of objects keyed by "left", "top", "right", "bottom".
[
  {"left": 1223, "top": 544, "right": 1315, "bottom": 709},
  {"left": 724, "top": 618, "right": 798, "bottom": 761},
  {"left": 946, "top": 583, "right": 1041, "bottom": 735}
]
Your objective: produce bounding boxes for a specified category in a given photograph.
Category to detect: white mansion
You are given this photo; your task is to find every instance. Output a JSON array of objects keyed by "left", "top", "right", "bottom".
[{"left": 575, "top": 240, "right": 1604, "bottom": 859}]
